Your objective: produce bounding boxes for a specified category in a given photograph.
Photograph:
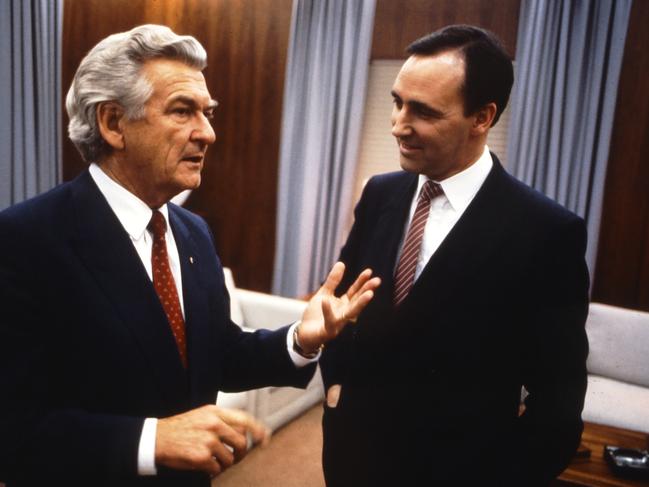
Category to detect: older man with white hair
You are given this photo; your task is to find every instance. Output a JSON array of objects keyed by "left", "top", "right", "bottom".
[{"left": 0, "top": 24, "right": 379, "bottom": 487}]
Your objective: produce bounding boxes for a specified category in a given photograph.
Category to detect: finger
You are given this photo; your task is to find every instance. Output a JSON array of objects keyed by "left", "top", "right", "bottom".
[
  {"left": 213, "top": 424, "right": 248, "bottom": 462},
  {"left": 351, "top": 276, "right": 381, "bottom": 301},
  {"left": 216, "top": 408, "right": 271, "bottom": 448},
  {"left": 210, "top": 439, "right": 235, "bottom": 469},
  {"left": 344, "top": 268, "right": 373, "bottom": 299},
  {"left": 200, "top": 455, "right": 222, "bottom": 478},
  {"left": 344, "top": 290, "right": 375, "bottom": 320},
  {"left": 319, "top": 262, "right": 346, "bottom": 296},
  {"left": 203, "top": 410, "right": 248, "bottom": 460},
  {"left": 326, "top": 384, "right": 342, "bottom": 408}
]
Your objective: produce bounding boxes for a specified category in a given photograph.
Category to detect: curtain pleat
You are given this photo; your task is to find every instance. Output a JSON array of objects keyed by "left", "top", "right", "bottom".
[
  {"left": 507, "top": 0, "right": 632, "bottom": 276},
  {"left": 273, "top": 0, "right": 376, "bottom": 297},
  {"left": 0, "top": 0, "right": 62, "bottom": 210}
]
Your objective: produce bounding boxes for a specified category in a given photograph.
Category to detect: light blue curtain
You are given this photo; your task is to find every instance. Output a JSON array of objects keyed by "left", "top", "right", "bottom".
[
  {"left": 272, "top": 0, "right": 376, "bottom": 297},
  {"left": 507, "top": 0, "right": 632, "bottom": 276},
  {"left": 0, "top": 0, "right": 63, "bottom": 210}
]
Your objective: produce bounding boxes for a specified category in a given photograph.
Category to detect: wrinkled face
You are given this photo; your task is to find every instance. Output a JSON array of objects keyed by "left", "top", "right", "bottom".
[
  {"left": 391, "top": 52, "right": 478, "bottom": 181},
  {"left": 119, "top": 58, "right": 217, "bottom": 206}
]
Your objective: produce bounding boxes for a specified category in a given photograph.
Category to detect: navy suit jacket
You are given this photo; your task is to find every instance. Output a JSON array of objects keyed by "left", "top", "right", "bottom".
[
  {"left": 0, "top": 171, "right": 314, "bottom": 487},
  {"left": 320, "top": 157, "right": 589, "bottom": 486}
]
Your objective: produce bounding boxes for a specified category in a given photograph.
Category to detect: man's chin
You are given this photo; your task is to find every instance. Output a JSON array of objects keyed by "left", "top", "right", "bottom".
[
  {"left": 178, "top": 173, "right": 202, "bottom": 190},
  {"left": 399, "top": 156, "right": 423, "bottom": 174}
]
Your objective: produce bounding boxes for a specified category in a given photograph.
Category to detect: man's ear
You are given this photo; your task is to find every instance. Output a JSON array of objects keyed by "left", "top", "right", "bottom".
[
  {"left": 96, "top": 102, "right": 126, "bottom": 150},
  {"left": 471, "top": 102, "right": 497, "bottom": 135}
]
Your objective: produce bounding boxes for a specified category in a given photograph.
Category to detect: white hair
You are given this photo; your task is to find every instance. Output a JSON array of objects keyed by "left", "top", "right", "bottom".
[{"left": 66, "top": 24, "right": 207, "bottom": 163}]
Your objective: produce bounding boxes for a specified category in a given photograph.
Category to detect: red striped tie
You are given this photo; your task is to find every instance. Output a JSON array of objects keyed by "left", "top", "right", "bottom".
[
  {"left": 393, "top": 181, "right": 443, "bottom": 306},
  {"left": 148, "top": 210, "right": 188, "bottom": 368}
]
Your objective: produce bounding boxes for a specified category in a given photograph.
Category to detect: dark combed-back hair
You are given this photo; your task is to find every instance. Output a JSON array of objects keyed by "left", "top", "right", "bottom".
[{"left": 406, "top": 25, "right": 513, "bottom": 126}]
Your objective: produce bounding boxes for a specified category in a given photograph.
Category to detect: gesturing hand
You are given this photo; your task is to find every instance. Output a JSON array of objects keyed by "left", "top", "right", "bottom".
[
  {"left": 297, "top": 262, "right": 381, "bottom": 353},
  {"left": 155, "top": 405, "right": 270, "bottom": 478}
]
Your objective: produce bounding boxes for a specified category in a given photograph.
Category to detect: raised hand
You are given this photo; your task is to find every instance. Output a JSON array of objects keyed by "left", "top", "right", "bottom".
[{"left": 297, "top": 262, "right": 381, "bottom": 353}]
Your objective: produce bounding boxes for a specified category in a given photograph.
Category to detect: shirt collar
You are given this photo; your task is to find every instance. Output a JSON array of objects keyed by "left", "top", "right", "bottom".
[
  {"left": 417, "top": 145, "right": 493, "bottom": 213},
  {"left": 89, "top": 163, "right": 170, "bottom": 241}
]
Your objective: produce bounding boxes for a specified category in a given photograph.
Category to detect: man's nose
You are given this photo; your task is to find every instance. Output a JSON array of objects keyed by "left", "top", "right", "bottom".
[
  {"left": 191, "top": 114, "right": 216, "bottom": 145},
  {"left": 391, "top": 109, "right": 412, "bottom": 138}
]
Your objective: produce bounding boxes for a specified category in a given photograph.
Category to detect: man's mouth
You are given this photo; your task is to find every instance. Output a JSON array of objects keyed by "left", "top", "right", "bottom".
[
  {"left": 398, "top": 140, "right": 422, "bottom": 154},
  {"left": 181, "top": 154, "right": 204, "bottom": 163}
]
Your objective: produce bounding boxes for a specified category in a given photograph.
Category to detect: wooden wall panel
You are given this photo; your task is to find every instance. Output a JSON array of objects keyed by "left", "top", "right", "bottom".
[
  {"left": 62, "top": 0, "right": 292, "bottom": 292},
  {"left": 592, "top": 0, "right": 649, "bottom": 311},
  {"left": 371, "top": 0, "right": 521, "bottom": 59}
]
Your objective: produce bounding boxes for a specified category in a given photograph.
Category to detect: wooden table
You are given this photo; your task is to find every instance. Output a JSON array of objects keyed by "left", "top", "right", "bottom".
[{"left": 551, "top": 422, "right": 649, "bottom": 486}]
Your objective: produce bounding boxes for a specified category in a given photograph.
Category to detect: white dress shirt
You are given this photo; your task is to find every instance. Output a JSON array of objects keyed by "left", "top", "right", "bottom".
[
  {"left": 89, "top": 163, "right": 315, "bottom": 476},
  {"left": 396, "top": 146, "right": 493, "bottom": 280}
]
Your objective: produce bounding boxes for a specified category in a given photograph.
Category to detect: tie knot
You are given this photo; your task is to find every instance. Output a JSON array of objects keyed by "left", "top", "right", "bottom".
[
  {"left": 148, "top": 210, "right": 167, "bottom": 239},
  {"left": 419, "top": 180, "right": 443, "bottom": 203}
]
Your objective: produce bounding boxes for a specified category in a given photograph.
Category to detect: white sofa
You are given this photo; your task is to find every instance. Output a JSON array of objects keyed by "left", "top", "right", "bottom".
[
  {"left": 582, "top": 302, "right": 649, "bottom": 433},
  {"left": 215, "top": 269, "right": 324, "bottom": 431}
]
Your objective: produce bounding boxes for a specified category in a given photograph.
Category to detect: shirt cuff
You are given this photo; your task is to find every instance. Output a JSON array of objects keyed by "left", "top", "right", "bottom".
[
  {"left": 286, "top": 321, "right": 321, "bottom": 366},
  {"left": 138, "top": 417, "right": 158, "bottom": 476}
]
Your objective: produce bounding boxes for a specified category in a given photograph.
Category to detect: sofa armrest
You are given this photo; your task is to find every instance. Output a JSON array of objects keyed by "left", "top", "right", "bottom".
[{"left": 234, "top": 289, "right": 307, "bottom": 330}]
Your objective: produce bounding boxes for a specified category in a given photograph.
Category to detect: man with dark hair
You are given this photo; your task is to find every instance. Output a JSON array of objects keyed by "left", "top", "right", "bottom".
[
  {"left": 406, "top": 24, "right": 514, "bottom": 125},
  {"left": 0, "top": 25, "right": 380, "bottom": 487},
  {"left": 320, "top": 24, "right": 588, "bottom": 486}
]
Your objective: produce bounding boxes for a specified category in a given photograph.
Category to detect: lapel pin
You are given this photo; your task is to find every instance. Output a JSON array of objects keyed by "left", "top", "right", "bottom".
[{"left": 189, "top": 256, "right": 195, "bottom": 264}]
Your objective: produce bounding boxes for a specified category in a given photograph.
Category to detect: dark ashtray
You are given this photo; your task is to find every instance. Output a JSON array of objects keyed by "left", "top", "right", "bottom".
[{"left": 604, "top": 445, "right": 649, "bottom": 479}]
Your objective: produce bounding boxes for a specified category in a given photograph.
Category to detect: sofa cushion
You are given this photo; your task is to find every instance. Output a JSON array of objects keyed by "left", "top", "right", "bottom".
[
  {"left": 586, "top": 303, "right": 649, "bottom": 388},
  {"left": 583, "top": 375, "right": 649, "bottom": 433}
]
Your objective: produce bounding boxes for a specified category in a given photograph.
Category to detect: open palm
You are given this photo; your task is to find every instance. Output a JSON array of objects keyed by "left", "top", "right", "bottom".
[{"left": 298, "top": 262, "right": 381, "bottom": 350}]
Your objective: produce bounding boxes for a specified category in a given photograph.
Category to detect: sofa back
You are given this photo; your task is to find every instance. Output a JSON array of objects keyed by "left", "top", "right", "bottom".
[{"left": 586, "top": 303, "right": 649, "bottom": 387}]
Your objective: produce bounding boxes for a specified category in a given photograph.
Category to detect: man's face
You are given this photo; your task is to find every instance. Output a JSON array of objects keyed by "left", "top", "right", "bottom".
[
  {"left": 391, "top": 52, "right": 478, "bottom": 181},
  {"left": 118, "top": 58, "right": 217, "bottom": 207}
]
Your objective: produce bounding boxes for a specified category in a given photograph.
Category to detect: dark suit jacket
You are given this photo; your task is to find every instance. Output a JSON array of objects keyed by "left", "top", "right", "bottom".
[
  {"left": 0, "top": 171, "right": 315, "bottom": 487},
  {"left": 320, "top": 157, "right": 589, "bottom": 486}
]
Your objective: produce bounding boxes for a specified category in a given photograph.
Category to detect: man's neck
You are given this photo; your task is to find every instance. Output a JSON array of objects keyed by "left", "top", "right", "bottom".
[{"left": 96, "top": 158, "right": 163, "bottom": 209}]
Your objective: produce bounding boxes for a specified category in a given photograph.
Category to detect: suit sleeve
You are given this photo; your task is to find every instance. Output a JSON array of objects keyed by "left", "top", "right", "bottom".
[
  {"left": 218, "top": 320, "right": 316, "bottom": 392},
  {"left": 511, "top": 215, "right": 589, "bottom": 483},
  {"left": 192, "top": 217, "right": 316, "bottom": 393},
  {"left": 0, "top": 215, "right": 144, "bottom": 483}
]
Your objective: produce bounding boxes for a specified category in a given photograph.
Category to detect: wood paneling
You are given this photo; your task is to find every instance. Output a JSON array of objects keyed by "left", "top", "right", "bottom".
[
  {"left": 592, "top": 0, "right": 649, "bottom": 311},
  {"left": 62, "top": 0, "right": 292, "bottom": 292},
  {"left": 371, "top": 0, "right": 521, "bottom": 59}
]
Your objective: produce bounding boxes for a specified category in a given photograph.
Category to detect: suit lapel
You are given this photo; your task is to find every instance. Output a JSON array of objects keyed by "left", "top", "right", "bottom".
[
  {"left": 369, "top": 174, "right": 418, "bottom": 290},
  {"left": 168, "top": 207, "right": 215, "bottom": 402},
  {"left": 68, "top": 172, "right": 188, "bottom": 403},
  {"left": 402, "top": 160, "right": 522, "bottom": 311},
  {"left": 355, "top": 174, "right": 418, "bottom": 326}
]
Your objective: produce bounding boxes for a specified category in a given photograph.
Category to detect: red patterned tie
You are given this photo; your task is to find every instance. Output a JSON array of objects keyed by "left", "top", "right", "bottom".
[
  {"left": 393, "top": 180, "right": 443, "bottom": 306},
  {"left": 148, "top": 210, "right": 187, "bottom": 368}
]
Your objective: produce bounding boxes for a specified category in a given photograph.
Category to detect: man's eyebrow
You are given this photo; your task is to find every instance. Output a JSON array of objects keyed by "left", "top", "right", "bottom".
[
  {"left": 168, "top": 95, "right": 219, "bottom": 110},
  {"left": 409, "top": 100, "right": 442, "bottom": 116},
  {"left": 392, "top": 90, "right": 443, "bottom": 117}
]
